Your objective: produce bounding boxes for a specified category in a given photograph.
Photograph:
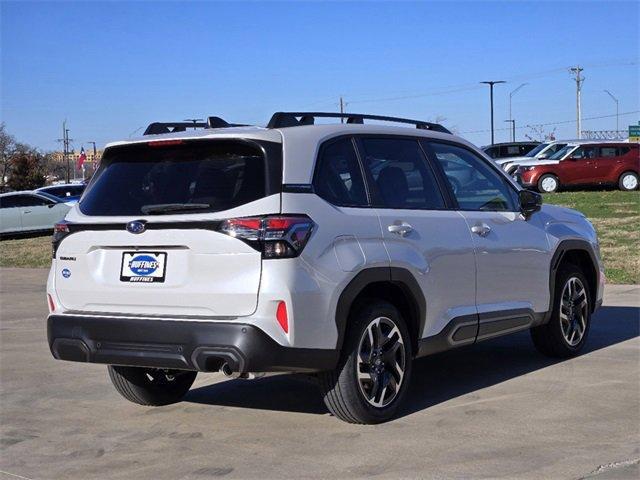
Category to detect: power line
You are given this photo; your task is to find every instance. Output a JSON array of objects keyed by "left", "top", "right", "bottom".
[{"left": 460, "top": 110, "right": 639, "bottom": 134}]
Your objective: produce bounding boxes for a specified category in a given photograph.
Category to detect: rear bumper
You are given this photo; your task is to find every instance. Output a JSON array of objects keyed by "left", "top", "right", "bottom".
[{"left": 47, "top": 314, "right": 338, "bottom": 373}]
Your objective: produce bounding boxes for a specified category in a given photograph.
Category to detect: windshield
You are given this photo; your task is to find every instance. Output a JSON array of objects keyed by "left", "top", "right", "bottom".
[
  {"left": 549, "top": 145, "right": 577, "bottom": 160},
  {"left": 525, "top": 143, "right": 550, "bottom": 157},
  {"left": 37, "top": 191, "right": 62, "bottom": 203},
  {"left": 80, "top": 140, "right": 270, "bottom": 216}
]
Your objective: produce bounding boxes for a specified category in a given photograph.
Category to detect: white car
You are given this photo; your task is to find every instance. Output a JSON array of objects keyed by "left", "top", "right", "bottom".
[
  {"left": 0, "top": 191, "right": 71, "bottom": 236},
  {"left": 46, "top": 112, "right": 604, "bottom": 424},
  {"left": 497, "top": 140, "right": 570, "bottom": 174}
]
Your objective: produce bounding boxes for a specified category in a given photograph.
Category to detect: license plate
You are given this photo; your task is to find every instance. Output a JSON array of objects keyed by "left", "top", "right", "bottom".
[{"left": 120, "top": 252, "right": 167, "bottom": 283}]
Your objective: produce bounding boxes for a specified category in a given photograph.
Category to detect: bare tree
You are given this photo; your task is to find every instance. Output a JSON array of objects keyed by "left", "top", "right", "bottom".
[
  {"left": 524, "top": 124, "right": 557, "bottom": 142},
  {"left": 0, "top": 123, "right": 17, "bottom": 191}
]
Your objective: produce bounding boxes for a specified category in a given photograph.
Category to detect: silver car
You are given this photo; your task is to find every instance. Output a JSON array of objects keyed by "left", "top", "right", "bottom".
[{"left": 0, "top": 191, "right": 71, "bottom": 236}]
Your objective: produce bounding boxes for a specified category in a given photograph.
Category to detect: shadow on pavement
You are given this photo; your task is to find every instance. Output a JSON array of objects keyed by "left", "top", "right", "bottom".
[{"left": 185, "top": 305, "right": 639, "bottom": 417}]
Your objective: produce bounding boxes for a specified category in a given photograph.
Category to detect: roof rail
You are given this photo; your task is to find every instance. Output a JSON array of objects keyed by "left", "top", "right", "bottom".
[
  {"left": 143, "top": 116, "right": 248, "bottom": 136},
  {"left": 266, "top": 112, "right": 451, "bottom": 134}
]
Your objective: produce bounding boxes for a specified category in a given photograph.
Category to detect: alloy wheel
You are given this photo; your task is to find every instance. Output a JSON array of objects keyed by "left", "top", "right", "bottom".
[
  {"left": 559, "top": 277, "right": 588, "bottom": 346},
  {"left": 356, "top": 317, "right": 406, "bottom": 408},
  {"left": 541, "top": 176, "right": 558, "bottom": 192},
  {"left": 622, "top": 174, "right": 638, "bottom": 190}
]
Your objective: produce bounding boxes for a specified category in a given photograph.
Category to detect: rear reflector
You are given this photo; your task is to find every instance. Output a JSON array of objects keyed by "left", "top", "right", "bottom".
[
  {"left": 276, "top": 301, "right": 288, "bottom": 333},
  {"left": 47, "top": 294, "right": 56, "bottom": 313}
]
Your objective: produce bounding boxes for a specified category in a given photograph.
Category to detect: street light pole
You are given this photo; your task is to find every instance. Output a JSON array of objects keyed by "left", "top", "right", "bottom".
[
  {"left": 480, "top": 80, "right": 506, "bottom": 145},
  {"left": 509, "top": 83, "right": 527, "bottom": 142},
  {"left": 504, "top": 120, "right": 515, "bottom": 142},
  {"left": 603, "top": 89, "right": 619, "bottom": 135}
]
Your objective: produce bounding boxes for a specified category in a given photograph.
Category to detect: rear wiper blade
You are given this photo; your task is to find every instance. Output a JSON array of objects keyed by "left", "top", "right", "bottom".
[{"left": 140, "top": 203, "right": 211, "bottom": 214}]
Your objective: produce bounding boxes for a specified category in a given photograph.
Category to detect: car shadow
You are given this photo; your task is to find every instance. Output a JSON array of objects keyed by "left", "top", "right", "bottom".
[{"left": 184, "top": 305, "right": 639, "bottom": 417}]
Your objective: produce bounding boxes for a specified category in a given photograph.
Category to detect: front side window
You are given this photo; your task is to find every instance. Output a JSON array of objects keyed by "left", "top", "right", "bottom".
[
  {"left": 570, "top": 146, "right": 597, "bottom": 160},
  {"left": 80, "top": 140, "right": 269, "bottom": 216},
  {"left": 359, "top": 138, "right": 445, "bottom": 210},
  {"left": 428, "top": 142, "right": 518, "bottom": 212},
  {"left": 550, "top": 145, "right": 577, "bottom": 160},
  {"left": 314, "top": 138, "right": 367, "bottom": 207}
]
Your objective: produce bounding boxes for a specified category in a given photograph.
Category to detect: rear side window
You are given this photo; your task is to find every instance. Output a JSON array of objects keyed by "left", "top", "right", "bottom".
[
  {"left": 81, "top": 140, "right": 269, "bottom": 216},
  {"left": 599, "top": 147, "right": 617, "bottom": 157},
  {"left": 314, "top": 138, "right": 367, "bottom": 207},
  {"left": 359, "top": 138, "right": 445, "bottom": 210},
  {"left": 0, "top": 195, "right": 20, "bottom": 208}
]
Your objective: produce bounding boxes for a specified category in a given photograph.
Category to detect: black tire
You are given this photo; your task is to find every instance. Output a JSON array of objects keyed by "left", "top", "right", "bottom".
[
  {"left": 530, "top": 264, "right": 591, "bottom": 358},
  {"left": 618, "top": 171, "right": 639, "bottom": 191},
  {"left": 108, "top": 366, "right": 197, "bottom": 406},
  {"left": 318, "top": 300, "right": 413, "bottom": 424},
  {"left": 537, "top": 173, "right": 560, "bottom": 193}
]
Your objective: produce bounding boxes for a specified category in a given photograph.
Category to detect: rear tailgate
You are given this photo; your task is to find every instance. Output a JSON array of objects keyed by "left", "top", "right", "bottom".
[{"left": 54, "top": 226, "right": 263, "bottom": 316}]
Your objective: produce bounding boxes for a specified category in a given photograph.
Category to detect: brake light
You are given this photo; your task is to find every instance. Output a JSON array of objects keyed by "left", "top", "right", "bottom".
[
  {"left": 276, "top": 301, "right": 289, "bottom": 333},
  {"left": 52, "top": 222, "right": 71, "bottom": 258},
  {"left": 219, "top": 215, "right": 315, "bottom": 258},
  {"left": 147, "top": 140, "right": 184, "bottom": 147}
]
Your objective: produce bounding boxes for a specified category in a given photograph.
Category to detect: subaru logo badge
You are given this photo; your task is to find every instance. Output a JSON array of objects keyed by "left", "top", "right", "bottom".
[{"left": 126, "top": 220, "right": 146, "bottom": 234}]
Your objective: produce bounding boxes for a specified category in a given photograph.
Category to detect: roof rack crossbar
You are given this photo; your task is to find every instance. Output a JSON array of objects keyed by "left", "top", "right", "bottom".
[{"left": 266, "top": 112, "right": 451, "bottom": 134}]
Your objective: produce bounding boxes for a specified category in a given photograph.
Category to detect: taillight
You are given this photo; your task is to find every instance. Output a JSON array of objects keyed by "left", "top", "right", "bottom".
[
  {"left": 219, "top": 215, "right": 315, "bottom": 259},
  {"left": 52, "top": 222, "right": 71, "bottom": 258},
  {"left": 47, "top": 294, "right": 56, "bottom": 313}
]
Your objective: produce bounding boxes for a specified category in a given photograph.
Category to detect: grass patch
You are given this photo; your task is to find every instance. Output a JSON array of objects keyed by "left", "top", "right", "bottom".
[
  {"left": 0, "top": 235, "right": 52, "bottom": 268},
  {"left": 0, "top": 191, "right": 638, "bottom": 284},
  {"left": 544, "top": 190, "right": 640, "bottom": 284}
]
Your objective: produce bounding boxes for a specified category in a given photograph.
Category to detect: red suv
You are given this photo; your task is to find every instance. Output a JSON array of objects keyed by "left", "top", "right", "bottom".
[{"left": 516, "top": 142, "right": 640, "bottom": 193}]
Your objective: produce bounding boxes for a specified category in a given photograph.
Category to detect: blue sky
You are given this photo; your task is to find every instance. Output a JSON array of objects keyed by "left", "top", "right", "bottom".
[{"left": 1, "top": 1, "right": 638, "bottom": 151}]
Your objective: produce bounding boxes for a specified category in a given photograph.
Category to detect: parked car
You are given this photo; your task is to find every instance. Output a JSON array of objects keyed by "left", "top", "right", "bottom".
[
  {"left": 497, "top": 140, "right": 571, "bottom": 173},
  {"left": 0, "top": 191, "right": 71, "bottom": 236},
  {"left": 482, "top": 141, "right": 540, "bottom": 159},
  {"left": 47, "top": 112, "right": 604, "bottom": 424},
  {"left": 37, "top": 183, "right": 86, "bottom": 204},
  {"left": 515, "top": 141, "right": 639, "bottom": 193}
]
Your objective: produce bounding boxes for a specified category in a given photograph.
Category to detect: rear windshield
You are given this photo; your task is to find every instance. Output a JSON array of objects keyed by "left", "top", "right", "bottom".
[{"left": 80, "top": 140, "right": 270, "bottom": 216}]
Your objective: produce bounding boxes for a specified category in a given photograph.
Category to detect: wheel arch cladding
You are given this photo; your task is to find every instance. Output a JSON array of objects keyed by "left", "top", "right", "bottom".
[
  {"left": 335, "top": 267, "right": 426, "bottom": 355},
  {"left": 549, "top": 240, "right": 599, "bottom": 314}
]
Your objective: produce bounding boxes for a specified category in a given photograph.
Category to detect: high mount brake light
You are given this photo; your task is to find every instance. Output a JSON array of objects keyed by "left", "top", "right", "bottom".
[
  {"left": 219, "top": 215, "right": 315, "bottom": 259},
  {"left": 147, "top": 140, "right": 184, "bottom": 147}
]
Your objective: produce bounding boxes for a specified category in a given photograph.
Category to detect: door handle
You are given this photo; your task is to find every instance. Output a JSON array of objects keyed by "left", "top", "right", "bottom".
[
  {"left": 471, "top": 224, "right": 491, "bottom": 237},
  {"left": 23, "top": 210, "right": 32, "bottom": 214},
  {"left": 388, "top": 222, "right": 413, "bottom": 237}
]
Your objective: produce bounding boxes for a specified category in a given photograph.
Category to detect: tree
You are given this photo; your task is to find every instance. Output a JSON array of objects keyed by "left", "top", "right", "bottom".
[
  {"left": 0, "top": 123, "right": 17, "bottom": 191},
  {"left": 7, "top": 146, "right": 46, "bottom": 191},
  {"left": 524, "top": 124, "right": 557, "bottom": 142}
]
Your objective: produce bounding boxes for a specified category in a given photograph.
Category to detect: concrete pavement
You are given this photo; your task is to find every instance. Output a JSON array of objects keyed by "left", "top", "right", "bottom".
[{"left": 0, "top": 268, "right": 638, "bottom": 479}]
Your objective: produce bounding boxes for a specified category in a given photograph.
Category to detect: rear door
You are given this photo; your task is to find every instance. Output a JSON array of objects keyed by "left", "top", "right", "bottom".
[
  {"left": 594, "top": 145, "right": 623, "bottom": 183},
  {"left": 357, "top": 136, "right": 477, "bottom": 341},
  {"left": 54, "top": 139, "right": 281, "bottom": 317},
  {"left": 425, "top": 141, "right": 551, "bottom": 321}
]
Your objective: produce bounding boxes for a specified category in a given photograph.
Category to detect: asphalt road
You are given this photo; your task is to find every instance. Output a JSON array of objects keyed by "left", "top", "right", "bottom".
[{"left": 0, "top": 268, "right": 638, "bottom": 480}]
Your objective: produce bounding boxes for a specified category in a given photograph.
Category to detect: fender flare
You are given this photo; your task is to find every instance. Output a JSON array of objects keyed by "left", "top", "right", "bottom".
[
  {"left": 546, "top": 239, "right": 599, "bottom": 321},
  {"left": 334, "top": 267, "right": 426, "bottom": 352}
]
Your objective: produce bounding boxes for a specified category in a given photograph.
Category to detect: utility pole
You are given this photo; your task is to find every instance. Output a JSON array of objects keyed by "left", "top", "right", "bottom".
[
  {"left": 57, "top": 121, "right": 73, "bottom": 183},
  {"left": 508, "top": 83, "right": 527, "bottom": 142},
  {"left": 603, "top": 89, "right": 619, "bottom": 135},
  {"left": 339, "top": 96, "right": 345, "bottom": 123},
  {"left": 570, "top": 66, "right": 584, "bottom": 139},
  {"left": 183, "top": 118, "right": 203, "bottom": 129},
  {"left": 480, "top": 80, "right": 506, "bottom": 145},
  {"left": 504, "top": 120, "right": 516, "bottom": 142}
]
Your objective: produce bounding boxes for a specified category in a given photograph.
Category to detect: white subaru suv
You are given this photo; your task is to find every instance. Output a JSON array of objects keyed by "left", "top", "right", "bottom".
[{"left": 47, "top": 112, "right": 604, "bottom": 424}]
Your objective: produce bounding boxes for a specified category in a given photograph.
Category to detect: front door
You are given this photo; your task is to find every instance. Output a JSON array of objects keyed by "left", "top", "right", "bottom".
[
  {"left": 425, "top": 141, "right": 552, "bottom": 331},
  {"left": 560, "top": 145, "right": 598, "bottom": 185},
  {"left": 357, "top": 136, "right": 477, "bottom": 342}
]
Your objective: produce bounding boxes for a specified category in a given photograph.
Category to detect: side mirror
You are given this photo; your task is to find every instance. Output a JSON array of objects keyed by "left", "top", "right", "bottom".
[
  {"left": 519, "top": 189, "right": 542, "bottom": 217},
  {"left": 538, "top": 153, "right": 548, "bottom": 159},
  {"left": 47, "top": 203, "right": 55, "bottom": 209}
]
